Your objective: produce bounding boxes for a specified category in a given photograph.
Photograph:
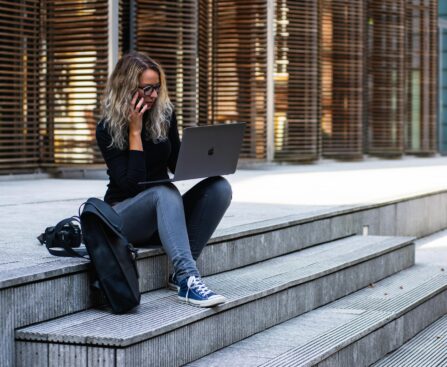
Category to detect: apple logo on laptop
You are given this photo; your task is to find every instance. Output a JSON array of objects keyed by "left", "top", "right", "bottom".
[{"left": 208, "top": 147, "right": 214, "bottom": 156}]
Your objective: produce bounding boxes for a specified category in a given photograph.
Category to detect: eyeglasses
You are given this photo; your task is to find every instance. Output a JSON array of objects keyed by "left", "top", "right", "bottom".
[{"left": 139, "top": 83, "right": 161, "bottom": 96}]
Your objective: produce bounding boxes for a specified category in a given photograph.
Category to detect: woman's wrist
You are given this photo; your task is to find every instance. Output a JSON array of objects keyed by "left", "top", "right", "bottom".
[
  {"left": 129, "top": 129, "right": 142, "bottom": 137},
  {"left": 129, "top": 131, "right": 143, "bottom": 151}
]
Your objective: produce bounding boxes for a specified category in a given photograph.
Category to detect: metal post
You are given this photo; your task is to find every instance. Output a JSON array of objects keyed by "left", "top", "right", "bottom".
[
  {"left": 266, "top": 0, "right": 275, "bottom": 162},
  {"left": 108, "top": 0, "right": 119, "bottom": 75}
]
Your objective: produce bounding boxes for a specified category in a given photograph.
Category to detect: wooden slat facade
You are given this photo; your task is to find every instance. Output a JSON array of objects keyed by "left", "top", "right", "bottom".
[
  {"left": 274, "top": 0, "right": 320, "bottom": 161},
  {"left": 0, "top": 1, "right": 440, "bottom": 174},
  {"left": 367, "top": 0, "right": 405, "bottom": 156},
  {"left": 40, "top": 0, "right": 108, "bottom": 166},
  {"left": 211, "top": 0, "right": 268, "bottom": 160},
  {"left": 321, "top": 0, "right": 365, "bottom": 159},
  {"left": 439, "top": 3, "right": 447, "bottom": 154},
  {"left": 0, "top": 0, "right": 40, "bottom": 173}
]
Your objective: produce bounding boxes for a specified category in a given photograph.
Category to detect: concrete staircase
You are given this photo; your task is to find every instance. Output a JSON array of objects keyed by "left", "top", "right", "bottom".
[
  {"left": 4, "top": 189, "right": 447, "bottom": 367},
  {"left": 15, "top": 235, "right": 416, "bottom": 366}
]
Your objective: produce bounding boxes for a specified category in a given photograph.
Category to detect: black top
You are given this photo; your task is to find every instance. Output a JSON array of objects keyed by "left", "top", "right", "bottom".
[{"left": 96, "top": 112, "right": 181, "bottom": 204}]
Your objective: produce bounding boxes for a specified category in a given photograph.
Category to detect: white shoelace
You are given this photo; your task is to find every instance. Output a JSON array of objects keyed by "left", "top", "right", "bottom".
[{"left": 186, "top": 276, "right": 213, "bottom": 303}]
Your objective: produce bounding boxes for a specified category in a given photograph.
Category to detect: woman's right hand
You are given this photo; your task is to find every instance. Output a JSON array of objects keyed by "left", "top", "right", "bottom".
[{"left": 129, "top": 92, "right": 148, "bottom": 135}]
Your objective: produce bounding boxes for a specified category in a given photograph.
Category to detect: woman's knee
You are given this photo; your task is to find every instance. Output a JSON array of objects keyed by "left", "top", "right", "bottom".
[
  {"left": 149, "top": 184, "right": 182, "bottom": 204},
  {"left": 206, "top": 176, "right": 232, "bottom": 205}
]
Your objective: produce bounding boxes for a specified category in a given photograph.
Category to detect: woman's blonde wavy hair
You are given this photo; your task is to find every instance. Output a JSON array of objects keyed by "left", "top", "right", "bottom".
[{"left": 101, "top": 51, "right": 173, "bottom": 150}]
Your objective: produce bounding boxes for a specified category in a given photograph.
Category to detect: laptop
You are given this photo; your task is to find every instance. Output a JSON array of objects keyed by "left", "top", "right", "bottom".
[{"left": 138, "top": 122, "right": 246, "bottom": 184}]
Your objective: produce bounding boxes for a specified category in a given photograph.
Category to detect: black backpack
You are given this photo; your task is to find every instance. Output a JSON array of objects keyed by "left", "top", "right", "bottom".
[{"left": 38, "top": 197, "right": 141, "bottom": 314}]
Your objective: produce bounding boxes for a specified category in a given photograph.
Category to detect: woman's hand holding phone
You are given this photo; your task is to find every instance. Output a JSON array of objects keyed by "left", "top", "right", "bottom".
[
  {"left": 129, "top": 91, "right": 148, "bottom": 135},
  {"left": 128, "top": 92, "right": 146, "bottom": 151}
]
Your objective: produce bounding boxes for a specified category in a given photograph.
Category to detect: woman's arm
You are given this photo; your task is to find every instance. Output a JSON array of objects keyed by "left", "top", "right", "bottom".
[
  {"left": 96, "top": 121, "right": 146, "bottom": 196},
  {"left": 97, "top": 93, "right": 149, "bottom": 195},
  {"left": 168, "top": 111, "right": 181, "bottom": 173}
]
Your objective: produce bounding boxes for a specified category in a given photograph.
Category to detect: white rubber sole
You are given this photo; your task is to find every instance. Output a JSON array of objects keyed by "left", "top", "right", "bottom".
[{"left": 178, "top": 295, "right": 227, "bottom": 308}]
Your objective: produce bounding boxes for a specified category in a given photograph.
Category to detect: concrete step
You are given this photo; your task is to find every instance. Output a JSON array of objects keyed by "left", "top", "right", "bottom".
[
  {"left": 15, "top": 235, "right": 414, "bottom": 367},
  {"left": 2, "top": 210, "right": 356, "bottom": 366},
  {"left": 2, "top": 204, "right": 360, "bottom": 321},
  {"left": 1, "top": 198, "right": 413, "bottom": 367},
  {"left": 187, "top": 264, "right": 447, "bottom": 367},
  {"left": 372, "top": 314, "right": 447, "bottom": 367}
]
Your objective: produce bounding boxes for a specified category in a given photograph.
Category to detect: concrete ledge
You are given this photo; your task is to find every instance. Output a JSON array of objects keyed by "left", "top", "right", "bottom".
[{"left": 15, "top": 236, "right": 414, "bottom": 366}]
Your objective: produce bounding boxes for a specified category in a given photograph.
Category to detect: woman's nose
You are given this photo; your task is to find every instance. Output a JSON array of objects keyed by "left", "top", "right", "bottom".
[{"left": 150, "top": 89, "right": 158, "bottom": 98}]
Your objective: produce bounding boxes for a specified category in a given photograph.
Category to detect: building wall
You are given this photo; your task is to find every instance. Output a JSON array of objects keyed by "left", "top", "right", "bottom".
[{"left": 0, "top": 0, "right": 439, "bottom": 174}]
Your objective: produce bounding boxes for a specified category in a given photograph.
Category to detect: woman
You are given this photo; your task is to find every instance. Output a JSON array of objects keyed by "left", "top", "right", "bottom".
[{"left": 96, "top": 51, "right": 232, "bottom": 308}]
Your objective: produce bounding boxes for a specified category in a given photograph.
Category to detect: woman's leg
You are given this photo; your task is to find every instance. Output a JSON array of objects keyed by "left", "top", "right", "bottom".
[
  {"left": 182, "top": 176, "right": 232, "bottom": 260},
  {"left": 113, "top": 184, "right": 200, "bottom": 283}
]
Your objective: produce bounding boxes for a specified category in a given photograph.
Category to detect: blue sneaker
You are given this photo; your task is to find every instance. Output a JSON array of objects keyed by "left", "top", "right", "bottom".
[
  {"left": 167, "top": 273, "right": 179, "bottom": 291},
  {"left": 178, "top": 276, "right": 227, "bottom": 307}
]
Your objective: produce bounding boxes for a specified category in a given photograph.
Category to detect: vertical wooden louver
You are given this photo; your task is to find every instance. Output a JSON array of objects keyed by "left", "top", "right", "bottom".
[
  {"left": 198, "top": 0, "right": 212, "bottom": 126},
  {"left": 120, "top": 0, "right": 132, "bottom": 56},
  {"left": 41, "top": 0, "right": 108, "bottom": 166},
  {"left": 321, "top": 0, "right": 364, "bottom": 159},
  {"left": 274, "top": 0, "right": 320, "bottom": 161},
  {"left": 439, "top": 6, "right": 447, "bottom": 154},
  {"left": 367, "top": 0, "right": 405, "bottom": 156},
  {"left": 135, "top": 0, "right": 198, "bottom": 131},
  {"left": 404, "top": 0, "right": 438, "bottom": 154},
  {"left": 0, "top": 0, "right": 40, "bottom": 173},
  {"left": 211, "top": 0, "right": 268, "bottom": 159}
]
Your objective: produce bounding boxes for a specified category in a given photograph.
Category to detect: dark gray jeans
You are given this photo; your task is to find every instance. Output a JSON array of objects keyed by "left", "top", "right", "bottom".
[{"left": 112, "top": 176, "right": 232, "bottom": 284}]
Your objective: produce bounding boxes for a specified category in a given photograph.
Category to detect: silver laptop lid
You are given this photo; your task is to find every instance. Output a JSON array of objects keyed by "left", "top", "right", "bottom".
[{"left": 173, "top": 122, "right": 245, "bottom": 181}]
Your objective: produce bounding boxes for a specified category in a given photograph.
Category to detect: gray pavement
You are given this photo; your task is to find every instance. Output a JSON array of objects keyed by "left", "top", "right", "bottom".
[
  {"left": 2, "top": 156, "right": 447, "bottom": 282},
  {"left": 416, "top": 228, "right": 447, "bottom": 267}
]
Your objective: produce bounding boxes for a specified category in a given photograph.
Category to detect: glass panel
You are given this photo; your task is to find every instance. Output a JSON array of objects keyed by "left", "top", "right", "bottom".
[
  {"left": 405, "top": 0, "right": 436, "bottom": 154},
  {"left": 439, "top": 1, "right": 447, "bottom": 19},
  {"left": 411, "top": 71, "right": 421, "bottom": 150}
]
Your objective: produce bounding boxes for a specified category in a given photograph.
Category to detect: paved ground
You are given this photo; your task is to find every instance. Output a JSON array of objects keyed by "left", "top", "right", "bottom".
[
  {"left": 2, "top": 156, "right": 447, "bottom": 280},
  {"left": 416, "top": 228, "right": 447, "bottom": 267}
]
